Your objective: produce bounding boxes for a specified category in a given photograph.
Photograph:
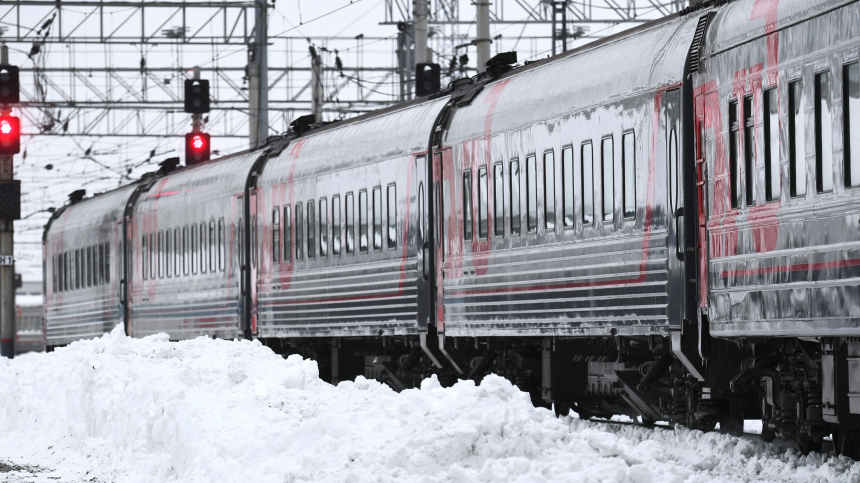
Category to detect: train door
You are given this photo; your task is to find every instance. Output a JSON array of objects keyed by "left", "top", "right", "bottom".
[
  {"left": 415, "top": 154, "right": 432, "bottom": 329},
  {"left": 431, "top": 148, "right": 452, "bottom": 332},
  {"left": 664, "top": 89, "right": 685, "bottom": 327},
  {"left": 249, "top": 190, "right": 259, "bottom": 335},
  {"left": 235, "top": 194, "right": 245, "bottom": 336}
]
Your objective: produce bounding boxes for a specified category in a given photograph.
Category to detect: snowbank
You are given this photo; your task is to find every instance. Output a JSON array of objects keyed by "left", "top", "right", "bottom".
[{"left": 1, "top": 325, "right": 859, "bottom": 483}]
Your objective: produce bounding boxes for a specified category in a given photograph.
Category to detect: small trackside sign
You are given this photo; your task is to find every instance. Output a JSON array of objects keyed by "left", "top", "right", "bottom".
[{"left": 0, "top": 255, "right": 13, "bottom": 266}]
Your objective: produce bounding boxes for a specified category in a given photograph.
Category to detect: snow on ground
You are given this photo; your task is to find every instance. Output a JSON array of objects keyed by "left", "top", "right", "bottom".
[{"left": 1, "top": 326, "right": 859, "bottom": 483}]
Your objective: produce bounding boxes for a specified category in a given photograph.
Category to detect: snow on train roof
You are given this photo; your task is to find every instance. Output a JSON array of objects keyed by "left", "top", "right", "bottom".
[
  {"left": 703, "top": 0, "right": 847, "bottom": 57},
  {"left": 446, "top": 12, "right": 700, "bottom": 142},
  {"left": 262, "top": 97, "right": 449, "bottom": 183}
]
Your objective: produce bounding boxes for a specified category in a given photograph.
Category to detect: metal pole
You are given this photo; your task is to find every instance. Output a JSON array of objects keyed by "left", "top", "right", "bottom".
[
  {"left": 247, "top": 0, "right": 268, "bottom": 148},
  {"left": 311, "top": 49, "right": 323, "bottom": 124},
  {"left": 0, "top": 44, "right": 14, "bottom": 359},
  {"left": 414, "top": 0, "right": 429, "bottom": 65},
  {"left": 475, "top": 0, "right": 491, "bottom": 73}
]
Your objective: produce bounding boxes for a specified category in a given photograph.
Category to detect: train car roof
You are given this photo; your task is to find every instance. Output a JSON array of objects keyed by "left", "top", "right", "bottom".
[
  {"left": 261, "top": 96, "right": 450, "bottom": 183},
  {"left": 445, "top": 9, "right": 701, "bottom": 142},
  {"left": 43, "top": 182, "right": 139, "bottom": 244},
  {"left": 703, "top": 0, "right": 850, "bottom": 57}
]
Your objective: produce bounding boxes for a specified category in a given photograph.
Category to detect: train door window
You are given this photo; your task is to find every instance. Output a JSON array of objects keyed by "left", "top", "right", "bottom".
[
  {"left": 284, "top": 206, "right": 291, "bottom": 263},
  {"left": 272, "top": 208, "right": 280, "bottom": 263},
  {"left": 418, "top": 184, "right": 425, "bottom": 243},
  {"left": 729, "top": 100, "right": 740, "bottom": 208},
  {"left": 744, "top": 96, "right": 756, "bottom": 205},
  {"left": 789, "top": 80, "right": 807, "bottom": 197},
  {"left": 345, "top": 193, "right": 355, "bottom": 254},
  {"left": 191, "top": 226, "right": 198, "bottom": 274},
  {"left": 601, "top": 137, "right": 615, "bottom": 222},
  {"left": 208, "top": 221, "right": 216, "bottom": 272},
  {"left": 815, "top": 71, "right": 833, "bottom": 193},
  {"left": 463, "top": 170, "right": 473, "bottom": 242},
  {"left": 251, "top": 217, "right": 258, "bottom": 269},
  {"left": 845, "top": 63, "right": 860, "bottom": 187},
  {"left": 387, "top": 185, "right": 397, "bottom": 248},
  {"left": 478, "top": 166, "right": 488, "bottom": 238},
  {"left": 493, "top": 164, "right": 504, "bottom": 237},
  {"left": 183, "top": 226, "right": 189, "bottom": 275},
  {"left": 562, "top": 147, "right": 574, "bottom": 226},
  {"left": 582, "top": 142, "right": 594, "bottom": 224},
  {"left": 319, "top": 197, "right": 328, "bottom": 257},
  {"left": 174, "top": 228, "right": 180, "bottom": 276},
  {"left": 764, "top": 88, "right": 780, "bottom": 201},
  {"left": 543, "top": 152, "right": 555, "bottom": 230},
  {"left": 98, "top": 243, "right": 105, "bottom": 285},
  {"left": 510, "top": 159, "right": 521, "bottom": 234},
  {"left": 372, "top": 187, "right": 382, "bottom": 250},
  {"left": 442, "top": 179, "right": 450, "bottom": 253},
  {"left": 105, "top": 242, "right": 110, "bottom": 284},
  {"left": 622, "top": 132, "right": 636, "bottom": 218},
  {"left": 295, "top": 204, "right": 304, "bottom": 261},
  {"left": 359, "top": 190, "right": 368, "bottom": 253},
  {"left": 52, "top": 254, "right": 57, "bottom": 292},
  {"left": 307, "top": 200, "right": 316, "bottom": 260},
  {"left": 526, "top": 155, "right": 537, "bottom": 232},
  {"left": 142, "top": 236, "right": 148, "bottom": 280},
  {"left": 165, "top": 231, "right": 172, "bottom": 278},
  {"left": 434, "top": 182, "right": 441, "bottom": 246},
  {"left": 200, "top": 223, "right": 208, "bottom": 274},
  {"left": 237, "top": 220, "right": 244, "bottom": 270},
  {"left": 218, "top": 219, "right": 225, "bottom": 271},
  {"left": 333, "top": 196, "right": 342, "bottom": 255}
]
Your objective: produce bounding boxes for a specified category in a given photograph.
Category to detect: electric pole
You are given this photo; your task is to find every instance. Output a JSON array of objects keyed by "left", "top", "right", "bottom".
[
  {"left": 0, "top": 44, "right": 20, "bottom": 359},
  {"left": 475, "top": 0, "right": 491, "bottom": 73},
  {"left": 248, "top": 0, "right": 269, "bottom": 149}
]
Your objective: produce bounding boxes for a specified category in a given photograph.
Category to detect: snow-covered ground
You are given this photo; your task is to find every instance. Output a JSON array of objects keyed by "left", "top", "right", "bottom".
[{"left": 1, "top": 326, "right": 859, "bottom": 483}]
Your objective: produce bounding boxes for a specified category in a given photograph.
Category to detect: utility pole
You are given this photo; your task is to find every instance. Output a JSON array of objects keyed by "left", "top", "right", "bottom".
[
  {"left": 310, "top": 47, "right": 323, "bottom": 124},
  {"left": 475, "top": 0, "right": 491, "bottom": 73},
  {"left": 414, "top": 0, "right": 430, "bottom": 66},
  {"left": 0, "top": 44, "right": 20, "bottom": 359},
  {"left": 551, "top": 1, "right": 569, "bottom": 56},
  {"left": 248, "top": 0, "right": 268, "bottom": 148}
]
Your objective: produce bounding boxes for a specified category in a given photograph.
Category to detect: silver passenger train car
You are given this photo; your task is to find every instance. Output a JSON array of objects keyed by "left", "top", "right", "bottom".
[{"left": 42, "top": 0, "right": 860, "bottom": 455}]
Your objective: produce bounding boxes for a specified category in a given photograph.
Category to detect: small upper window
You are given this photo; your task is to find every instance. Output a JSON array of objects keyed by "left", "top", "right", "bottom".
[
  {"left": 493, "top": 164, "right": 504, "bottom": 237},
  {"left": 581, "top": 142, "right": 594, "bottom": 224},
  {"left": 463, "top": 171, "right": 473, "bottom": 242},
  {"left": 543, "top": 152, "right": 555, "bottom": 230},
  {"left": 601, "top": 137, "right": 614, "bottom": 222},
  {"left": 372, "top": 187, "right": 382, "bottom": 250},
  {"left": 387, "top": 185, "right": 397, "bottom": 248},
  {"left": 562, "top": 147, "right": 574, "bottom": 226},
  {"left": 526, "top": 155, "right": 537, "bottom": 232}
]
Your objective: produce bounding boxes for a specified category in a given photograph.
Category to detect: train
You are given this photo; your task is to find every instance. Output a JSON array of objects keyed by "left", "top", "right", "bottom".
[{"left": 42, "top": 0, "right": 860, "bottom": 456}]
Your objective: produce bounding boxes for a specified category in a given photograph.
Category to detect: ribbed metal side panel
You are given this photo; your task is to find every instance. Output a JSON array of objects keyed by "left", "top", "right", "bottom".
[
  {"left": 45, "top": 294, "right": 121, "bottom": 346},
  {"left": 257, "top": 258, "right": 420, "bottom": 337},
  {"left": 443, "top": 232, "right": 670, "bottom": 337},
  {"left": 131, "top": 293, "right": 241, "bottom": 340}
]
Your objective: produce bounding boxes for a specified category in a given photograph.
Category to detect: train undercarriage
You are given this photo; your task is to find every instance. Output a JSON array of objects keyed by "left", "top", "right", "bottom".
[{"left": 261, "top": 330, "right": 860, "bottom": 460}]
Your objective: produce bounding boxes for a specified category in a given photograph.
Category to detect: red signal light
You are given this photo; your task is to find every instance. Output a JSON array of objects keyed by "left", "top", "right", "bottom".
[
  {"left": 0, "top": 116, "right": 20, "bottom": 155},
  {"left": 192, "top": 135, "right": 204, "bottom": 150},
  {"left": 185, "top": 132, "right": 211, "bottom": 165}
]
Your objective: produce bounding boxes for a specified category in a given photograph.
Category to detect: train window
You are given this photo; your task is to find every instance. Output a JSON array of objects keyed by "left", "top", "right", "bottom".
[
  {"left": 478, "top": 167, "right": 488, "bottom": 238},
  {"left": 165, "top": 231, "right": 172, "bottom": 278},
  {"left": 98, "top": 243, "right": 105, "bottom": 285},
  {"left": 149, "top": 233, "right": 155, "bottom": 280},
  {"left": 295, "top": 203, "right": 304, "bottom": 260},
  {"left": 493, "top": 164, "right": 504, "bottom": 237},
  {"left": 544, "top": 152, "right": 555, "bottom": 230},
  {"left": 744, "top": 96, "right": 755, "bottom": 205},
  {"left": 526, "top": 155, "right": 537, "bottom": 232},
  {"left": 63, "top": 252, "right": 69, "bottom": 291},
  {"left": 159, "top": 231, "right": 165, "bottom": 279},
  {"left": 191, "top": 226, "right": 198, "bottom": 274},
  {"left": 105, "top": 242, "right": 110, "bottom": 284},
  {"left": 846, "top": 63, "right": 860, "bottom": 187},
  {"left": 729, "top": 100, "right": 740, "bottom": 208},
  {"left": 52, "top": 254, "right": 57, "bottom": 293},
  {"left": 601, "top": 137, "right": 614, "bottom": 222},
  {"left": 345, "top": 194, "right": 355, "bottom": 254},
  {"left": 582, "top": 142, "right": 594, "bottom": 224},
  {"left": 387, "top": 185, "right": 397, "bottom": 249},
  {"left": 200, "top": 223, "right": 208, "bottom": 274},
  {"left": 333, "top": 196, "right": 341, "bottom": 255},
  {"left": 815, "top": 71, "right": 833, "bottom": 193},
  {"left": 418, "top": 184, "right": 426, "bottom": 243},
  {"left": 764, "top": 88, "right": 780, "bottom": 201},
  {"left": 237, "top": 220, "right": 244, "bottom": 270},
  {"left": 272, "top": 208, "right": 280, "bottom": 263},
  {"left": 442, "top": 179, "right": 451, "bottom": 253},
  {"left": 622, "top": 133, "right": 635, "bottom": 218},
  {"left": 86, "top": 246, "right": 92, "bottom": 287},
  {"left": 174, "top": 228, "right": 180, "bottom": 276},
  {"left": 373, "top": 187, "right": 382, "bottom": 250},
  {"left": 307, "top": 200, "right": 316, "bottom": 260},
  {"left": 510, "top": 159, "right": 521, "bottom": 234},
  {"left": 142, "top": 236, "right": 148, "bottom": 280},
  {"left": 209, "top": 221, "right": 217, "bottom": 272},
  {"left": 78, "top": 249, "right": 83, "bottom": 289},
  {"left": 218, "top": 218, "right": 225, "bottom": 271},
  {"left": 284, "top": 206, "right": 291, "bottom": 263},
  {"left": 319, "top": 198, "right": 328, "bottom": 258},
  {"left": 93, "top": 245, "right": 99, "bottom": 285},
  {"left": 562, "top": 147, "right": 574, "bottom": 226},
  {"left": 183, "top": 226, "right": 189, "bottom": 275},
  {"left": 434, "top": 182, "right": 441, "bottom": 246},
  {"left": 789, "top": 80, "right": 807, "bottom": 197},
  {"left": 251, "top": 217, "right": 258, "bottom": 269},
  {"left": 359, "top": 190, "right": 368, "bottom": 253},
  {"left": 463, "top": 170, "right": 473, "bottom": 242}
]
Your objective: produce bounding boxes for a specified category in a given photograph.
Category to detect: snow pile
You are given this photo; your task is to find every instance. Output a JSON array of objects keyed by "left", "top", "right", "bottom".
[{"left": 1, "top": 326, "right": 859, "bottom": 483}]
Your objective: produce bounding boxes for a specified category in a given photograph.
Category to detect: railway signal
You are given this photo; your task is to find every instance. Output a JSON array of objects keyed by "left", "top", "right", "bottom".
[
  {"left": 0, "top": 66, "right": 19, "bottom": 105},
  {"left": 185, "top": 132, "right": 210, "bottom": 164},
  {"left": 184, "top": 79, "right": 210, "bottom": 114},
  {"left": 0, "top": 116, "right": 20, "bottom": 155}
]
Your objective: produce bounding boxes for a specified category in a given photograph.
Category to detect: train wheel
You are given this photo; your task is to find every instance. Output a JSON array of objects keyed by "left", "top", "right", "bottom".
[{"left": 834, "top": 427, "right": 860, "bottom": 460}]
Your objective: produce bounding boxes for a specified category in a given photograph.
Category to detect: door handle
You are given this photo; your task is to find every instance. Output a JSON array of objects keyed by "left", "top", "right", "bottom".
[{"left": 674, "top": 207, "right": 684, "bottom": 261}]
